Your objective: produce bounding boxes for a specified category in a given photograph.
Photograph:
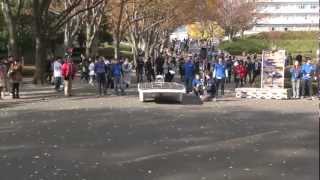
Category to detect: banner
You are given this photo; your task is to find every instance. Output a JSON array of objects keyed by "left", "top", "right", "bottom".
[{"left": 261, "top": 50, "right": 286, "bottom": 89}]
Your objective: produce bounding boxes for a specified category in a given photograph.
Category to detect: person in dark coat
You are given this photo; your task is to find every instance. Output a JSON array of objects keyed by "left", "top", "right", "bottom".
[
  {"left": 136, "top": 57, "right": 144, "bottom": 83},
  {"left": 145, "top": 57, "right": 155, "bottom": 82}
]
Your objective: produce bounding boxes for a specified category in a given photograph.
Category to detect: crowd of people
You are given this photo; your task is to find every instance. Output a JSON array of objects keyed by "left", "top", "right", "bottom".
[
  {"left": 290, "top": 58, "right": 319, "bottom": 99},
  {"left": 52, "top": 56, "right": 132, "bottom": 97},
  {"left": 1, "top": 49, "right": 320, "bottom": 101}
]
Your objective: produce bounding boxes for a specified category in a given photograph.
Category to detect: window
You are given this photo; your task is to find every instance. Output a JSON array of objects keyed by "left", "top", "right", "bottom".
[
  {"left": 275, "top": 5, "right": 280, "bottom": 9},
  {"left": 311, "top": 4, "right": 317, "bottom": 9},
  {"left": 298, "top": 4, "right": 305, "bottom": 9}
]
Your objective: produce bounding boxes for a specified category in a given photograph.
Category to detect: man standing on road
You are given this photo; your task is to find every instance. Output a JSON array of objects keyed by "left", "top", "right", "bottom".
[
  {"left": 225, "top": 56, "right": 233, "bottom": 84},
  {"left": 184, "top": 57, "right": 195, "bottom": 94},
  {"left": 246, "top": 56, "right": 254, "bottom": 84},
  {"left": 122, "top": 58, "right": 133, "bottom": 88},
  {"left": 112, "top": 59, "right": 124, "bottom": 95},
  {"left": 62, "top": 58, "right": 77, "bottom": 97},
  {"left": 145, "top": 57, "right": 155, "bottom": 82},
  {"left": 94, "top": 57, "right": 107, "bottom": 96},
  {"left": 53, "top": 58, "right": 62, "bottom": 92},
  {"left": 88, "top": 58, "right": 96, "bottom": 86},
  {"left": 250, "top": 58, "right": 261, "bottom": 86},
  {"left": 290, "top": 60, "right": 302, "bottom": 99},
  {"left": 301, "top": 58, "right": 315, "bottom": 99},
  {"left": 136, "top": 57, "right": 144, "bottom": 83},
  {"left": 155, "top": 55, "right": 164, "bottom": 75},
  {"left": 213, "top": 58, "right": 228, "bottom": 98}
]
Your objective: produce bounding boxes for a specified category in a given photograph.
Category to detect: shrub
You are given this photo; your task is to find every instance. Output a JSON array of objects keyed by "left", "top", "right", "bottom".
[
  {"left": 219, "top": 32, "right": 318, "bottom": 57},
  {"left": 219, "top": 38, "right": 269, "bottom": 55}
]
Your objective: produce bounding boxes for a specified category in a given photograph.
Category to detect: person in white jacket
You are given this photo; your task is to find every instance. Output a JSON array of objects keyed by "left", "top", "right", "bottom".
[
  {"left": 53, "top": 58, "right": 62, "bottom": 91},
  {"left": 89, "top": 58, "right": 96, "bottom": 86},
  {"left": 122, "top": 58, "right": 133, "bottom": 88}
]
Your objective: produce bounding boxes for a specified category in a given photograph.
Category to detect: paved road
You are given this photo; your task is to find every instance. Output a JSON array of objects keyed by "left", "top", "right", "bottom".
[{"left": 0, "top": 81, "right": 318, "bottom": 180}]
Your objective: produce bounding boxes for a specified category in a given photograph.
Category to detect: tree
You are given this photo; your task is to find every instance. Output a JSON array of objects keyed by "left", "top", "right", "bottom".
[
  {"left": 31, "top": 0, "right": 104, "bottom": 84},
  {"left": 187, "top": 21, "right": 224, "bottom": 40},
  {"left": 0, "top": 0, "right": 25, "bottom": 58},
  {"left": 107, "top": 0, "right": 129, "bottom": 60},
  {"left": 212, "top": 0, "right": 256, "bottom": 40},
  {"left": 63, "top": 0, "right": 84, "bottom": 49},
  {"left": 84, "top": 0, "right": 107, "bottom": 57},
  {"left": 123, "top": 0, "right": 201, "bottom": 64}
]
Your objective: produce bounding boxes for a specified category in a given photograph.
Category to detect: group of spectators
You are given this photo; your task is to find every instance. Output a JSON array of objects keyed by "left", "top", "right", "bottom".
[
  {"left": 53, "top": 56, "right": 133, "bottom": 97},
  {"left": 180, "top": 53, "right": 262, "bottom": 100},
  {"left": 290, "top": 58, "right": 319, "bottom": 99},
  {"left": 1, "top": 50, "right": 320, "bottom": 100},
  {"left": 0, "top": 56, "right": 24, "bottom": 100}
]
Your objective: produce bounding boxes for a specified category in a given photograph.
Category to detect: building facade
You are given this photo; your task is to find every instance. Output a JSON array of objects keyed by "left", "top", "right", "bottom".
[{"left": 251, "top": 0, "right": 319, "bottom": 32}]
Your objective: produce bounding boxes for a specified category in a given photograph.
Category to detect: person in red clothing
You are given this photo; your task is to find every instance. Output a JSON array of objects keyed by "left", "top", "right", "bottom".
[
  {"left": 61, "top": 58, "right": 77, "bottom": 96},
  {"left": 233, "top": 60, "right": 247, "bottom": 88}
]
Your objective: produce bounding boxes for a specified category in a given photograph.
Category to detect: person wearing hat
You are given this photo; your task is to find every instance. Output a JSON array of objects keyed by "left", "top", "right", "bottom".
[{"left": 301, "top": 58, "right": 315, "bottom": 99}]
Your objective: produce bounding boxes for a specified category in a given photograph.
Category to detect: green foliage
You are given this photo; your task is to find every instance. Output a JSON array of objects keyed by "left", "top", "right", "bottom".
[
  {"left": 0, "top": 31, "right": 8, "bottom": 55},
  {"left": 98, "top": 45, "right": 133, "bottom": 60},
  {"left": 219, "top": 38, "right": 269, "bottom": 55},
  {"left": 17, "top": 16, "right": 34, "bottom": 53},
  {"left": 0, "top": 10, "right": 8, "bottom": 55},
  {"left": 219, "top": 32, "right": 318, "bottom": 57}
]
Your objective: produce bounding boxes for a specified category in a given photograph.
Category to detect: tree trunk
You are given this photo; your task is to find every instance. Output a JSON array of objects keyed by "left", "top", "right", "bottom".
[
  {"left": 1, "top": 1, "right": 19, "bottom": 58},
  {"left": 91, "top": 36, "right": 99, "bottom": 57},
  {"left": 64, "top": 24, "right": 73, "bottom": 49},
  {"left": 85, "top": 41, "right": 91, "bottom": 58},
  {"left": 113, "top": 36, "right": 120, "bottom": 60},
  {"left": 33, "top": 35, "right": 47, "bottom": 84},
  {"left": 85, "top": 23, "right": 92, "bottom": 57},
  {"left": 132, "top": 46, "right": 138, "bottom": 66},
  {"left": 228, "top": 33, "right": 233, "bottom": 41}
]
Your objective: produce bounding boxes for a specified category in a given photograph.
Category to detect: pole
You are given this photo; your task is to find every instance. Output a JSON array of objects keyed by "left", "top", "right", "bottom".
[{"left": 318, "top": 0, "right": 320, "bottom": 63}]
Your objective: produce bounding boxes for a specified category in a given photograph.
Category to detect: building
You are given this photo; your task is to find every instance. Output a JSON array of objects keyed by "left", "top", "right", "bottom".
[
  {"left": 251, "top": 0, "right": 319, "bottom": 32},
  {"left": 170, "top": 26, "right": 188, "bottom": 41}
]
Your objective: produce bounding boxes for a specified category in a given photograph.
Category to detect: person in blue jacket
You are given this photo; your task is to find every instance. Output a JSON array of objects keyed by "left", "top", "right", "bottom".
[
  {"left": 112, "top": 59, "right": 124, "bottom": 95},
  {"left": 184, "top": 58, "right": 195, "bottom": 93},
  {"left": 301, "top": 58, "right": 315, "bottom": 98},
  {"left": 94, "top": 57, "right": 107, "bottom": 96},
  {"left": 213, "top": 58, "right": 228, "bottom": 97},
  {"left": 290, "top": 60, "right": 302, "bottom": 99},
  {"left": 192, "top": 74, "right": 203, "bottom": 96}
]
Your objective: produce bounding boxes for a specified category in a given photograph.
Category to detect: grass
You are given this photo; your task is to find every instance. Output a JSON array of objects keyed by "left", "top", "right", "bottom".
[
  {"left": 219, "top": 32, "right": 318, "bottom": 59},
  {"left": 219, "top": 38, "right": 269, "bottom": 55},
  {"left": 100, "top": 43, "right": 133, "bottom": 60}
]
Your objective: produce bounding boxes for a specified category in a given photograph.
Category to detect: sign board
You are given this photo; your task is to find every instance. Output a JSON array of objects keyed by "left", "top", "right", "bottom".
[{"left": 261, "top": 50, "right": 286, "bottom": 89}]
